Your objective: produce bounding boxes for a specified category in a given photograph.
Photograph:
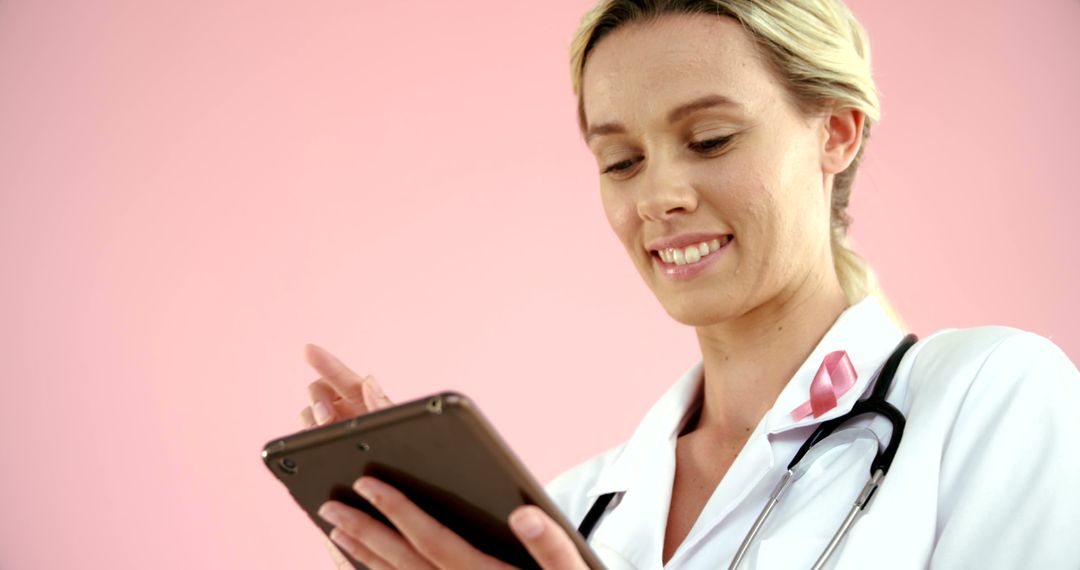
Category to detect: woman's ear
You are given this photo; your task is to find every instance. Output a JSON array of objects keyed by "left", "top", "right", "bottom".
[{"left": 820, "top": 106, "right": 865, "bottom": 175}]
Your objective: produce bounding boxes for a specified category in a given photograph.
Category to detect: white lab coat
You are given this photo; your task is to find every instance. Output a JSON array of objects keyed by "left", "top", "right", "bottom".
[{"left": 545, "top": 296, "right": 1080, "bottom": 569}]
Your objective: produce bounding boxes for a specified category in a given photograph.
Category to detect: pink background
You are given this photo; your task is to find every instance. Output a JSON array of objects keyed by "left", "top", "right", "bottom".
[{"left": 1, "top": 1, "right": 1077, "bottom": 568}]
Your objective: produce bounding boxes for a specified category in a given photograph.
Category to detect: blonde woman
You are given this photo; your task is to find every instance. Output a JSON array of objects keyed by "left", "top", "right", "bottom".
[{"left": 298, "top": 1, "right": 1080, "bottom": 568}]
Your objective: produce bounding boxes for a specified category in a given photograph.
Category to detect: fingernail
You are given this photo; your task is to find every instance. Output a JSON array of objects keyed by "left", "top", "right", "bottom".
[
  {"left": 369, "top": 376, "right": 384, "bottom": 398},
  {"left": 312, "top": 401, "right": 331, "bottom": 425},
  {"left": 353, "top": 477, "right": 382, "bottom": 504},
  {"left": 318, "top": 502, "right": 343, "bottom": 525},
  {"left": 510, "top": 509, "right": 544, "bottom": 540},
  {"left": 361, "top": 381, "right": 380, "bottom": 411},
  {"left": 328, "top": 527, "right": 350, "bottom": 548}
]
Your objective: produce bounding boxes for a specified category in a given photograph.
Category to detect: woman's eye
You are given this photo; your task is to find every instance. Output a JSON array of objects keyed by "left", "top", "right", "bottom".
[
  {"left": 599, "top": 136, "right": 729, "bottom": 176},
  {"left": 602, "top": 156, "right": 641, "bottom": 175},
  {"left": 689, "top": 135, "right": 732, "bottom": 153}
]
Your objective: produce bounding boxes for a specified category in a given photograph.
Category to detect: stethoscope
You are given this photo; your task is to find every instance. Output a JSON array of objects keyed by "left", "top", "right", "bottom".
[{"left": 576, "top": 334, "right": 917, "bottom": 569}]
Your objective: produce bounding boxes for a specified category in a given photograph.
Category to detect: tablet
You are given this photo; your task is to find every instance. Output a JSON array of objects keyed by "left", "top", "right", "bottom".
[{"left": 262, "top": 392, "right": 604, "bottom": 570}]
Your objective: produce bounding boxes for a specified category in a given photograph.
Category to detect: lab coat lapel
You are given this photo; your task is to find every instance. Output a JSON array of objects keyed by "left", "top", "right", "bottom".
[
  {"left": 667, "top": 296, "right": 905, "bottom": 563},
  {"left": 585, "top": 361, "right": 705, "bottom": 569},
  {"left": 580, "top": 297, "right": 904, "bottom": 568},
  {"left": 765, "top": 296, "right": 905, "bottom": 435}
]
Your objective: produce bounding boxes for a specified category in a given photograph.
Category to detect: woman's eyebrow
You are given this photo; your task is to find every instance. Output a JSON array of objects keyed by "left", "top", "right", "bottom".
[{"left": 585, "top": 94, "right": 743, "bottom": 143}]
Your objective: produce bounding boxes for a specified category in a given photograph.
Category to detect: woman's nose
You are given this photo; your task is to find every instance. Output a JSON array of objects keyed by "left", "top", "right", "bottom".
[{"left": 635, "top": 160, "right": 699, "bottom": 221}]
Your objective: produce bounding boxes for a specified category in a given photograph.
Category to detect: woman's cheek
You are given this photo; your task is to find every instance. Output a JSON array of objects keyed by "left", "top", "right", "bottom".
[{"left": 601, "top": 189, "right": 637, "bottom": 241}]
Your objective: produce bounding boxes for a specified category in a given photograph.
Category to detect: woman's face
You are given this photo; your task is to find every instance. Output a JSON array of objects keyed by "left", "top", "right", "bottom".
[{"left": 581, "top": 14, "right": 844, "bottom": 327}]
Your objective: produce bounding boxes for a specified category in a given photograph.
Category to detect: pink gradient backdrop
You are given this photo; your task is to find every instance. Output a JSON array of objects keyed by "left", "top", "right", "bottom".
[{"left": 1, "top": 1, "right": 1077, "bottom": 568}]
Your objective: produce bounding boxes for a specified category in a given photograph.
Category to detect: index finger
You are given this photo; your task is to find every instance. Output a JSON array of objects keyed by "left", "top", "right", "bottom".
[{"left": 304, "top": 343, "right": 367, "bottom": 404}]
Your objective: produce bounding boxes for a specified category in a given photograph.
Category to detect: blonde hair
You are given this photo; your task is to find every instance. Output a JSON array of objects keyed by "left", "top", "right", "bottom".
[{"left": 570, "top": 0, "right": 904, "bottom": 327}]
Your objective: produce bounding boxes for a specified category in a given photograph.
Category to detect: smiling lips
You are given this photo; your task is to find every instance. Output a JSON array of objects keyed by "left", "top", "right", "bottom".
[{"left": 653, "top": 234, "right": 733, "bottom": 266}]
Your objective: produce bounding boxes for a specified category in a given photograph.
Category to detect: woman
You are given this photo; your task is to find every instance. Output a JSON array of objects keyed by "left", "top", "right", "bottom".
[{"left": 298, "top": 1, "right": 1080, "bottom": 568}]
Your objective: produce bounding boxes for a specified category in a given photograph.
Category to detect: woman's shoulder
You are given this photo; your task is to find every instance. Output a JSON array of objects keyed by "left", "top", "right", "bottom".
[
  {"left": 904, "top": 325, "right": 1077, "bottom": 398},
  {"left": 899, "top": 327, "right": 1080, "bottom": 565},
  {"left": 899, "top": 325, "right": 1079, "bottom": 464}
]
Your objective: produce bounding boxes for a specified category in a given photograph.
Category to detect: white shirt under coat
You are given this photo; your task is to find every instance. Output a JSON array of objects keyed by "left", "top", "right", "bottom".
[{"left": 545, "top": 296, "right": 1080, "bottom": 569}]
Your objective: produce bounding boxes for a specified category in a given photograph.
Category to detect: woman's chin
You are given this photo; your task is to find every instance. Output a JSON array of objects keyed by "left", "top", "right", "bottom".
[{"left": 657, "top": 295, "right": 742, "bottom": 328}]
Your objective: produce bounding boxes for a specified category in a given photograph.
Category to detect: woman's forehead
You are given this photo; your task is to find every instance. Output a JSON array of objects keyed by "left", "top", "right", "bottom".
[{"left": 581, "top": 14, "right": 776, "bottom": 128}]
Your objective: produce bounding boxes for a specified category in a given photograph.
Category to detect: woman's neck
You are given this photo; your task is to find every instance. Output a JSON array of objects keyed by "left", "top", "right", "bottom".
[{"left": 691, "top": 272, "right": 850, "bottom": 438}]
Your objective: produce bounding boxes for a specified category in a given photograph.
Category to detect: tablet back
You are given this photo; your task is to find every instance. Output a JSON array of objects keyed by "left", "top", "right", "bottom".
[{"left": 262, "top": 392, "right": 602, "bottom": 570}]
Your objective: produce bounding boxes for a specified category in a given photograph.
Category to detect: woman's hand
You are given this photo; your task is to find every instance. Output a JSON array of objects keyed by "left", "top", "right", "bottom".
[
  {"left": 297, "top": 345, "right": 587, "bottom": 568},
  {"left": 298, "top": 343, "right": 395, "bottom": 568},
  {"left": 318, "top": 477, "right": 591, "bottom": 569},
  {"left": 299, "top": 343, "right": 393, "bottom": 429}
]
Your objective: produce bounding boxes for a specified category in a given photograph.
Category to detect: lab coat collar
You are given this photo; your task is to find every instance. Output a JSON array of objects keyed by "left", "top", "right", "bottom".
[
  {"left": 763, "top": 296, "right": 905, "bottom": 435},
  {"left": 585, "top": 295, "right": 905, "bottom": 500}
]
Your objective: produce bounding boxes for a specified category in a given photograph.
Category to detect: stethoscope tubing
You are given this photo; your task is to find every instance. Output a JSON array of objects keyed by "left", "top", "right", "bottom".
[
  {"left": 729, "top": 334, "right": 917, "bottom": 569},
  {"left": 577, "top": 334, "right": 919, "bottom": 570}
]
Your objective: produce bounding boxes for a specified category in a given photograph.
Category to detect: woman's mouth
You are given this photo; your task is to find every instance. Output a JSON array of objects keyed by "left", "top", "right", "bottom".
[
  {"left": 651, "top": 234, "right": 733, "bottom": 280},
  {"left": 654, "top": 235, "right": 732, "bottom": 265}
]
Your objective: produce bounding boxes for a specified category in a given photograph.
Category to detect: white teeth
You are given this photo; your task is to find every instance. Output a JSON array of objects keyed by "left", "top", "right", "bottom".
[{"left": 657, "top": 237, "right": 730, "bottom": 266}]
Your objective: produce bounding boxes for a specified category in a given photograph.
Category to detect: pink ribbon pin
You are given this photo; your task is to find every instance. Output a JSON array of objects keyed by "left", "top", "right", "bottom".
[{"left": 790, "top": 350, "right": 858, "bottom": 421}]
